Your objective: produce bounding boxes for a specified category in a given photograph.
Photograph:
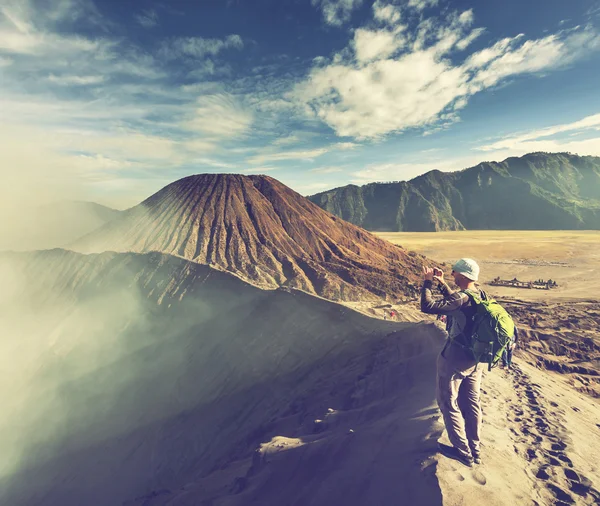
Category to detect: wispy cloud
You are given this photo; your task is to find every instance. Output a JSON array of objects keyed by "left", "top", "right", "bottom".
[
  {"left": 312, "top": 0, "right": 364, "bottom": 26},
  {"left": 193, "top": 158, "right": 238, "bottom": 170},
  {"left": 272, "top": 135, "right": 301, "bottom": 146},
  {"left": 350, "top": 155, "right": 490, "bottom": 184},
  {"left": 247, "top": 147, "right": 329, "bottom": 165},
  {"left": 159, "top": 34, "right": 243, "bottom": 60},
  {"left": 296, "top": 2, "right": 600, "bottom": 139},
  {"left": 309, "top": 166, "right": 344, "bottom": 173},
  {"left": 336, "top": 142, "right": 358, "bottom": 150},
  {"left": 47, "top": 74, "right": 105, "bottom": 85},
  {"left": 134, "top": 8, "right": 158, "bottom": 28},
  {"left": 295, "top": 181, "right": 333, "bottom": 194},
  {"left": 239, "top": 166, "right": 278, "bottom": 173},
  {"left": 407, "top": 0, "right": 438, "bottom": 12},
  {"left": 372, "top": 1, "right": 401, "bottom": 24},
  {"left": 476, "top": 113, "right": 600, "bottom": 156},
  {"left": 186, "top": 94, "right": 253, "bottom": 138},
  {"left": 246, "top": 141, "right": 356, "bottom": 165}
]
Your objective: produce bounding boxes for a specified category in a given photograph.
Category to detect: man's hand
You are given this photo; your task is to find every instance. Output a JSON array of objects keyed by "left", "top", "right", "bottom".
[
  {"left": 433, "top": 267, "right": 444, "bottom": 283},
  {"left": 422, "top": 266, "right": 434, "bottom": 281}
]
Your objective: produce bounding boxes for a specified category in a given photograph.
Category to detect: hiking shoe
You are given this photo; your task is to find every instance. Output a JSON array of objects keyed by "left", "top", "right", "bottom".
[
  {"left": 473, "top": 453, "right": 482, "bottom": 465},
  {"left": 438, "top": 443, "right": 473, "bottom": 468}
]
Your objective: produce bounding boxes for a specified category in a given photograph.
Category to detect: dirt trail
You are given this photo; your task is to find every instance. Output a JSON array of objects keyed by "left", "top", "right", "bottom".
[
  {"left": 436, "top": 360, "right": 600, "bottom": 506},
  {"left": 506, "top": 364, "right": 600, "bottom": 505}
]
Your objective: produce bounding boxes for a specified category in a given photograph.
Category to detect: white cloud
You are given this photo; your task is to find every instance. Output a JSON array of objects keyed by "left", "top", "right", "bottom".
[
  {"left": 246, "top": 140, "right": 355, "bottom": 165},
  {"left": 247, "top": 148, "right": 329, "bottom": 165},
  {"left": 193, "top": 158, "right": 238, "bottom": 170},
  {"left": 296, "top": 5, "right": 600, "bottom": 139},
  {"left": 353, "top": 28, "right": 405, "bottom": 63},
  {"left": 239, "top": 166, "right": 279, "bottom": 173},
  {"left": 186, "top": 94, "right": 253, "bottom": 138},
  {"left": 350, "top": 154, "right": 492, "bottom": 183},
  {"left": 272, "top": 135, "right": 301, "bottom": 146},
  {"left": 335, "top": 142, "right": 358, "bottom": 150},
  {"left": 0, "top": 0, "right": 250, "bottom": 210},
  {"left": 309, "top": 166, "right": 344, "bottom": 173},
  {"left": 0, "top": 0, "right": 110, "bottom": 56},
  {"left": 407, "top": 0, "right": 438, "bottom": 12},
  {"left": 295, "top": 181, "right": 332, "bottom": 194},
  {"left": 74, "top": 153, "right": 137, "bottom": 171},
  {"left": 78, "top": 131, "right": 183, "bottom": 163},
  {"left": 312, "top": 0, "right": 363, "bottom": 26},
  {"left": 456, "top": 27, "right": 485, "bottom": 51},
  {"left": 183, "top": 139, "right": 217, "bottom": 153},
  {"left": 134, "top": 9, "right": 158, "bottom": 28},
  {"left": 476, "top": 113, "right": 600, "bottom": 156},
  {"left": 48, "top": 74, "right": 105, "bottom": 85},
  {"left": 159, "top": 34, "right": 243, "bottom": 60},
  {"left": 372, "top": 1, "right": 401, "bottom": 24},
  {"left": 0, "top": 28, "right": 103, "bottom": 55},
  {"left": 468, "top": 27, "right": 600, "bottom": 92}
]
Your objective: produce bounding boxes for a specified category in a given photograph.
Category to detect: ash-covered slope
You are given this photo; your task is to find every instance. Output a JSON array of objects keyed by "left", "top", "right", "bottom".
[
  {"left": 0, "top": 249, "right": 443, "bottom": 506},
  {"left": 73, "top": 174, "right": 430, "bottom": 301},
  {"left": 309, "top": 152, "right": 600, "bottom": 231}
]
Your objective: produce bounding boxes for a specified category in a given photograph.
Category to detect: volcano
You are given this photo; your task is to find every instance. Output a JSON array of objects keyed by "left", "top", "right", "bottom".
[{"left": 73, "top": 174, "right": 430, "bottom": 301}]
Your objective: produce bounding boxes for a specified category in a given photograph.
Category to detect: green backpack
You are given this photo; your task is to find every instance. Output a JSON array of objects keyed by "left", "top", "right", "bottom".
[{"left": 461, "top": 289, "right": 515, "bottom": 371}]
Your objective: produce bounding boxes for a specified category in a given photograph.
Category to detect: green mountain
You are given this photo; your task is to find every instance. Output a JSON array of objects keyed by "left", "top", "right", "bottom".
[{"left": 308, "top": 153, "right": 600, "bottom": 231}]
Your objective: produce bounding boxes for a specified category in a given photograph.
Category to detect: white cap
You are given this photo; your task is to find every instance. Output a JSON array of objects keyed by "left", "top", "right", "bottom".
[{"left": 452, "top": 258, "right": 480, "bottom": 281}]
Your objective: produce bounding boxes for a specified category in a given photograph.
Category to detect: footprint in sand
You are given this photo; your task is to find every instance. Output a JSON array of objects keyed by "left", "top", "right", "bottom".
[
  {"left": 527, "top": 449, "right": 537, "bottom": 461},
  {"left": 471, "top": 470, "right": 487, "bottom": 486},
  {"left": 546, "top": 483, "right": 575, "bottom": 504},
  {"left": 453, "top": 471, "right": 465, "bottom": 482}
]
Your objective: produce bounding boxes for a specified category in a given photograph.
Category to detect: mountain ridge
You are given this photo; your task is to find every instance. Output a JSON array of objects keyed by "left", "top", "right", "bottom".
[{"left": 308, "top": 152, "right": 600, "bottom": 231}]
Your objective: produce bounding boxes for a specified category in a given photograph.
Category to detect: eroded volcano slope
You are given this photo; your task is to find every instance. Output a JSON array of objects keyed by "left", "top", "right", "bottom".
[{"left": 72, "top": 174, "right": 432, "bottom": 302}]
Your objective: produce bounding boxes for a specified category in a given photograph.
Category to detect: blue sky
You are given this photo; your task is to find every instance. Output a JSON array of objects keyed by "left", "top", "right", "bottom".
[{"left": 1, "top": 0, "right": 600, "bottom": 209}]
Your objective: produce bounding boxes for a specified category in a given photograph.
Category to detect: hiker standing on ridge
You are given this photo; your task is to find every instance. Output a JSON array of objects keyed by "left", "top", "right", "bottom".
[{"left": 420, "top": 258, "right": 486, "bottom": 467}]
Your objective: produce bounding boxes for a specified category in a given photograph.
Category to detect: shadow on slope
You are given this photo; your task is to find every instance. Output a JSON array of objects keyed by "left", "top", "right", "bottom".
[{"left": 0, "top": 250, "right": 444, "bottom": 506}]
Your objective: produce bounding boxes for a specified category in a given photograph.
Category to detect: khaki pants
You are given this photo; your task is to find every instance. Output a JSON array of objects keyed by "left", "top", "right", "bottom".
[{"left": 436, "top": 341, "right": 483, "bottom": 458}]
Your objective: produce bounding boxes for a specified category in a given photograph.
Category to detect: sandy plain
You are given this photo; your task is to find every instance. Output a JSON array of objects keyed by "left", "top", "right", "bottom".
[
  {"left": 377, "top": 230, "right": 600, "bottom": 301},
  {"left": 373, "top": 231, "right": 600, "bottom": 397}
]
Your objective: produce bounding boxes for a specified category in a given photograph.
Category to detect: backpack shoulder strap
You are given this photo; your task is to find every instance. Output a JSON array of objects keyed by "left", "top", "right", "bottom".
[{"left": 462, "top": 289, "right": 481, "bottom": 304}]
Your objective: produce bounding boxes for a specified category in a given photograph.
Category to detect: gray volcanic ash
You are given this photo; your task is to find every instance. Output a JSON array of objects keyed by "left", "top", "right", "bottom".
[
  {"left": 72, "top": 174, "right": 432, "bottom": 302},
  {"left": 0, "top": 249, "right": 444, "bottom": 506}
]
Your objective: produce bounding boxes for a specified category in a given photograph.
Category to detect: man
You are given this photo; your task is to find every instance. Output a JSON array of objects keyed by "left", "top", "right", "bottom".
[{"left": 420, "top": 258, "right": 485, "bottom": 467}]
